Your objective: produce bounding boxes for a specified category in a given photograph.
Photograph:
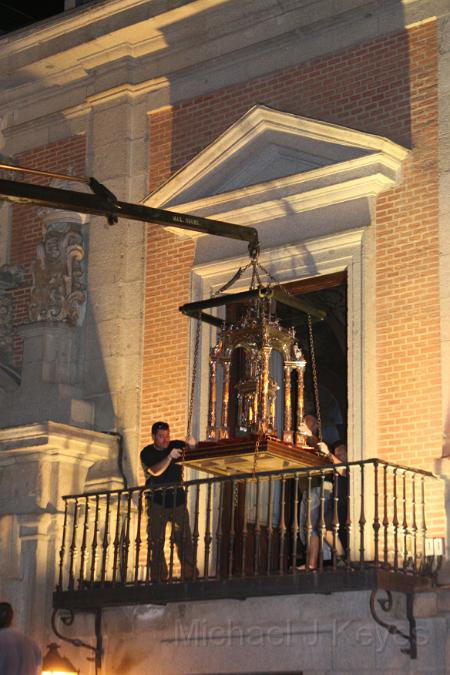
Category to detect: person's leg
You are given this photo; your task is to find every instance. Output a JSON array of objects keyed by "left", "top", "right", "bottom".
[
  {"left": 172, "top": 504, "right": 196, "bottom": 580},
  {"left": 323, "top": 484, "right": 345, "bottom": 562},
  {"left": 307, "top": 534, "right": 320, "bottom": 569},
  {"left": 148, "top": 501, "right": 169, "bottom": 581},
  {"left": 324, "top": 530, "right": 345, "bottom": 557},
  {"left": 299, "top": 488, "right": 321, "bottom": 570}
]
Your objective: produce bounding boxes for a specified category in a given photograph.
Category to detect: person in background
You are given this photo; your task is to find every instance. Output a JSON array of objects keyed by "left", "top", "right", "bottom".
[
  {"left": 331, "top": 441, "right": 349, "bottom": 551},
  {"left": 0, "top": 602, "right": 42, "bottom": 675},
  {"left": 299, "top": 416, "right": 347, "bottom": 570}
]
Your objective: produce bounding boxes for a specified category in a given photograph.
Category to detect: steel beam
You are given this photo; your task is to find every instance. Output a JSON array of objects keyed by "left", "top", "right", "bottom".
[
  {"left": 0, "top": 178, "right": 259, "bottom": 254},
  {"left": 179, "top": 287, "right": 326, "bottom": 322}
]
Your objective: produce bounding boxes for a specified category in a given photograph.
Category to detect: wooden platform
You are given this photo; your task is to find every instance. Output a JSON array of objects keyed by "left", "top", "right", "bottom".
[{"left": 183, "top": 435, "right": 330, "bottom": 475}]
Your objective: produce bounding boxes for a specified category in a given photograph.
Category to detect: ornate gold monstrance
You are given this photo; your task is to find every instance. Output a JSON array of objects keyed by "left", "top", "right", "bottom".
[
  {"left": 180, "top": 284, "right": 329, "bottom": 475},
  {"left": 206, "top": 291, "right": 306, "bottom": 445}
]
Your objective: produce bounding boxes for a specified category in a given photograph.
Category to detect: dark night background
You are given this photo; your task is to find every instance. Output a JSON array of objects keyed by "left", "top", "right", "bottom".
[{"left": 0, "top": 1, "right": 66, "bottom": 34}]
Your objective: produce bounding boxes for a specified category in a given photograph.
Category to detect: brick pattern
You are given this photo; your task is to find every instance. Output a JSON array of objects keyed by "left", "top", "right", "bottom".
[
  {"left": 149, "top": 30, "right": 414, "bottom": 192},
  {"left": 8, "top": 135, "right": 86, "bottom": 365},
  {"left": 140, "top": 227, "right": 195, "bottom": 450},
  {"left": 143, "top": 22, "right": 441, "bottom": 490},
  {"left": 375, "top": 23, "right": 443, "bottom": 534},
  {"left": 376, "top": 24, "right": 440, "bottom": 469}
]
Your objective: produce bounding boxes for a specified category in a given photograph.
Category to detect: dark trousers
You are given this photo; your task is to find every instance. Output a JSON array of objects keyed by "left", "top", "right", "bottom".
[{"left": 148, "top": 501, "right": 195, "bottom": 581}]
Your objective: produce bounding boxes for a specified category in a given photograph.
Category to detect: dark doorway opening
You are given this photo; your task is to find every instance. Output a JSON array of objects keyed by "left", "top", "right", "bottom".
[
  {"left": 281, "top": 271, "right": 347, "bottom": 448},
  {"left": 226, "top": 271, "right": 347, "bottom": 446}
]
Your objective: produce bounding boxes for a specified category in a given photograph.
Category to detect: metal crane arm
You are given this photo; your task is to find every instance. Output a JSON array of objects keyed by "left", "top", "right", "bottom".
[{"left": 0, "top": 176, "right": 260, "bottom": 257}]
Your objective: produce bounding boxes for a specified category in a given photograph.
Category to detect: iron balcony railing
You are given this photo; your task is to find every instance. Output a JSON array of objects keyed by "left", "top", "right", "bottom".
[{"left": 56, "top": 459, "right": 440, "bottom": 597}]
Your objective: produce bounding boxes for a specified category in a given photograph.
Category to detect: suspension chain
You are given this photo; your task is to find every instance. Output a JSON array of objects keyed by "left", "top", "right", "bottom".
[
  {"left": 252, "top": 429, "right": 264, "bottom": 478},
  {"left": 182, "top": 317, "right": 202, "bottom": 479},
  {"left": 186, "top": 251, "right": 301, "bottom": 478},
  {"left": 257, "top": 257, "right": 324, "bottom": 446},
  {"left": 307, "top": 314, "right": 322, "bottom": 443}
]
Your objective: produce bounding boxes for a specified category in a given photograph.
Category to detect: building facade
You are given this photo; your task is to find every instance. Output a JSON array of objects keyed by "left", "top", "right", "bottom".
[{"left": 1, "top": 0, "right": 450, "bottom": 672}]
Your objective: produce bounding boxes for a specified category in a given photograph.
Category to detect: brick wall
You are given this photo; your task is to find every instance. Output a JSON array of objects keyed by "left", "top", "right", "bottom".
[
  {"left": 140, "top": 227, "right": 195, "bottom": 446},
  {"left": 148, "top": 29, "right": 415, "bottom": 193},
  {"left": 9, "top": 135, "right": 86, "bottom": 365},
  {"left": 376, "top": 23, "right": 440, "bottom": 470},
  {"left": 144, "top": 21, "right": 440, "bottom": 480}
]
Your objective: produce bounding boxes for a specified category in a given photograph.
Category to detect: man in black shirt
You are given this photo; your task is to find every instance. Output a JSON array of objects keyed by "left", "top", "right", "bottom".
[{"left": 140, "top": 421, "right": 195, "bottom": 582}]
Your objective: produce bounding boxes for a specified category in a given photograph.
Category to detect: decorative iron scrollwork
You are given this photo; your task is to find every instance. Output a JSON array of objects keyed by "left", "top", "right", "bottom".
[
  {"left": 51, "top": 607, "right": 103, "bottom": 671},
  {"left": 369, "top": 590, "right": 417, "bottom": 659}
]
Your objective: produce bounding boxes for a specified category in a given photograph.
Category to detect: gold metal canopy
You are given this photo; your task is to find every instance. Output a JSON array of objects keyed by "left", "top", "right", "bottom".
[{"left": 206, "top": 290, "right": 308, "bottom": 447}]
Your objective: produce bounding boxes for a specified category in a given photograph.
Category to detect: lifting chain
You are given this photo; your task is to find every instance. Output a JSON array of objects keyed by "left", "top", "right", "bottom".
[
  {"left": 182, "top": 316, "right": 202, "bottom": 479},
  {"left": 258, "top": 258, "right": 323, "bottom": 446},
  {"left": 307, "top": 314, "right": 322, "bottom": 443},
  {"left": 252, "top": 429, "right": 264, "bottom": 478}
]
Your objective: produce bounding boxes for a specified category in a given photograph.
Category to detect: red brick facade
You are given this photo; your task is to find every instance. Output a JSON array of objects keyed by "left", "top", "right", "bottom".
[
  {"left": 140, "top": 228, "right": 195, "bottom": 443},
  {"left": 143, "top": 20, "right": 441, "bottom": 483}
]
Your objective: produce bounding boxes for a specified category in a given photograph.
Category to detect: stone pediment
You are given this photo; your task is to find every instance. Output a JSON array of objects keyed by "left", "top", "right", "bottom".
[{"left": 146, "top": 105, "right": 409, "bottom": 232}]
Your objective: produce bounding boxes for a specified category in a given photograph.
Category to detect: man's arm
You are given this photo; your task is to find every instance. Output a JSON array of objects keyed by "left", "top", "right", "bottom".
[
  {"left": 141, "top": 441, "right": 187, "bottom": 477},
  {"left": 145, "top": 447, "right": 183, "bottom": 476}
]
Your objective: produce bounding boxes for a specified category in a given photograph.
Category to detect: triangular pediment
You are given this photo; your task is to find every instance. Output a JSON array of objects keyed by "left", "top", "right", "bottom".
[{"left": 145, "top": 105, "right": 408, "bottom": 216}]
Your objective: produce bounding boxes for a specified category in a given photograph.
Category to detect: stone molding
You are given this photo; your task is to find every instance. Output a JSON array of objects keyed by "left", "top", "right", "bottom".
[
  {"left": 0, "top": 0, "right": 445, "bottom": 145},
  {"left": 0, "top": 420, "right": 115, "bottom": 465},
  {"left": 145, "top": 106, "right": 407, "bottom": 259},
  {"left": 146, "top": 105, "right": 408, "bottom": 235}
]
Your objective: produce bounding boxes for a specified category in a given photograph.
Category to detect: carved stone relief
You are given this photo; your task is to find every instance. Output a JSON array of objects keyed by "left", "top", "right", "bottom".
[
  {"left": 28, "top": 177, "right": 88, "bottom": 326},
  {"left": 29, "top": 218, "right": 86, "bottom": 326},
  {"left": 0, "top": 264, "right": 24, "bottom": 360},
  {"left": 0, "top": 293, "right": 13, "bottom": 355}
]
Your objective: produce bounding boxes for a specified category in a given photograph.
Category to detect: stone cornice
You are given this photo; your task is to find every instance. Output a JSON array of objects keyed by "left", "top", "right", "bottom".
[
  {"left": 0, "top": 420, "right": 116, "bottom": 465},
  {"left": 192, "top": 228, "right": 365, "bottom": 284},
  {"left": 146, "top": 105, "right": 408, "bottom": 240},
  {"left": 0, "top": 0, "right": 444, "bottom": 125}
]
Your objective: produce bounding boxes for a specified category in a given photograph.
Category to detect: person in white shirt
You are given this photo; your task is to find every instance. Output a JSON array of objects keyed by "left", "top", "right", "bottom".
[{"left": 0, "top": 602, "right": 42, "bottom": 675}]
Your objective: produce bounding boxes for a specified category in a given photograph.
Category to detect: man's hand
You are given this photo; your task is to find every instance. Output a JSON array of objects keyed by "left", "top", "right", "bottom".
[
  {"left": 299, "top": 423, "right": 312, "bottom": 437},
  {"left": 185, "top": 435, "right": 197, "bottom": 449},
  {"left": 316, "top": 441, "right": 330, "bottom": 457},
  {"left": 169, "top": 446, "right": 183, "bottom": 461}
]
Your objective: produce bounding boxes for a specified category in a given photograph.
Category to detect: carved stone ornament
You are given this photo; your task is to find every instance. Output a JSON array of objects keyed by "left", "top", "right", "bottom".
[
  {"left": 0, "top": 264, "right": 24, "bottom": 358},
  {"left": 0, "top": 292, "right": 13, "bottom": 355},
  {"left": 29, "top": 222, "right": 86, "bottom": 325},
  {"left": 0, "top": 264, "right": 25, "bottom": 290}
]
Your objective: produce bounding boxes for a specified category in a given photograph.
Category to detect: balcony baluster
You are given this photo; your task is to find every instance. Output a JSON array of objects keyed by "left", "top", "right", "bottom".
[
  {"left": 68, "top": 498, "right": 79, "bottom": 591},
  {"left": 192, "top": 484, "right": 200, "bottom": 582},
  {"left": 373, "top": 461, "right": 380, "bottom": 568},
  {"left": 393, "top": 468, "right": 399, "bottom": 572},
  {"left": 359, "top": 463, "right": 366, "bottom": 568},
  {"left": 134, "top": 489, "right": 144, "bottom": 583},
  {"left": 203, "top": 482, "right": 213, "bottom": 579},
  {"left": 100, "top": 493, "right": 111, "bottom": 586},
  {"left": 57, "top": 499, "right": 69, "bottom": 591},
  {"left": 78, "top": 496, "right": 89, "bottom": 589},
  {"left": 89, "top": 494, "right": 100, "bottom": 586},
  {"left": 278, "top": 476, "right": 287, "bottom": 574}
]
